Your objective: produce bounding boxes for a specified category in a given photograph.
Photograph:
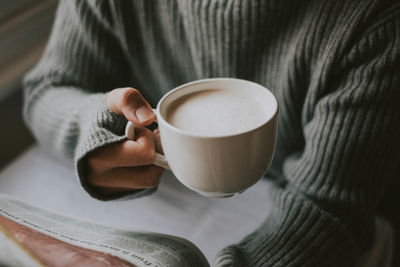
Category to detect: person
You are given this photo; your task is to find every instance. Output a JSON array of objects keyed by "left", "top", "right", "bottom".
[{"left": 23, "top": 0, "right": 399, "bottom": 266}]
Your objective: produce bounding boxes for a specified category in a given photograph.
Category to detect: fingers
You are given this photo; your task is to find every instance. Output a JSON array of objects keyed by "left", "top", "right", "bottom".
[
  {"left": 106, "top": 87, "right": 155, "bottom": 126},
  {"left": 89, "top": 165, "right": 164, "bottom": 189},
  {"left": 89, "top": 89, "right": 165, "bottom": 195},
  {"left": 87, "top": 126, "right": 165, "bottom": 192},
  {"left": 88, "top": 127, "right": 156, "bottom": 169},
  {"left": 153, "top": 128, "right": 164, "bottom": 154}
]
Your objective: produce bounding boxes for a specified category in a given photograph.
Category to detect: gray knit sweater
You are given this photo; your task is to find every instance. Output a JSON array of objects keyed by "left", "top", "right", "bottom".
[{"left": 23, "top": 0, "right": 400, "bottom": 266}]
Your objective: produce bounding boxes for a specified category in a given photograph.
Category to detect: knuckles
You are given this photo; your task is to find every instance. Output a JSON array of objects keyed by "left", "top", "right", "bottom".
[{"left": 124, "top": 139, "right": 156, "bottom": 164}]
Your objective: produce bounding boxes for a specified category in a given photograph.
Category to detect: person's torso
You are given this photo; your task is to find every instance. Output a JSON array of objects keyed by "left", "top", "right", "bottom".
[{"left": 109, "top": 0, "right": 390, "bottom": 179}]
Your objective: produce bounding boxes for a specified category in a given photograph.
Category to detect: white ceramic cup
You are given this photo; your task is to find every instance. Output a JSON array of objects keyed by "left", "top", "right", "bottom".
[{"left": 125, "top": 78, "right": 278, "bottom": 197}]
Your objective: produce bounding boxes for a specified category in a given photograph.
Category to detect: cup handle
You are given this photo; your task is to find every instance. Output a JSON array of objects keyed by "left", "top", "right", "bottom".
[{"left": 125, "top": 109, "right": 170, "bottom": 169}]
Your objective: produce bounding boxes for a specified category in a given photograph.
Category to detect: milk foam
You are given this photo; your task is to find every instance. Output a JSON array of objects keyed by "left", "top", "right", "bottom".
[{"left": 166, "top": 89, "right": 269, "bottom": 135}]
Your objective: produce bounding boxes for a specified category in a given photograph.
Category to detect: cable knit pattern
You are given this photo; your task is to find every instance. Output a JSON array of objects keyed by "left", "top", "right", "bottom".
[{"left": 23, "top": 0, "right": 400, "bottom": 266}]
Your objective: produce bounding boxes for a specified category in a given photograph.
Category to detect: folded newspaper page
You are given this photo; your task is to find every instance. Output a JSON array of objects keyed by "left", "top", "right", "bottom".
[{"left": 0, "top": 194, "right": 209, "bottom": 267}]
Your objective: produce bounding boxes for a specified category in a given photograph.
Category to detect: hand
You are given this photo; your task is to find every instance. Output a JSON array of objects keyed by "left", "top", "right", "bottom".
[{"left": 87, "top": 87, "right": 164, "bottom": 196}]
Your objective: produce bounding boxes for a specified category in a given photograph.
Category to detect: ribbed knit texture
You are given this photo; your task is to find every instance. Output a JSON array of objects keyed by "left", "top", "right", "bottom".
[{"left": 23, "top": 0, "right": 400, "bottom": 266}]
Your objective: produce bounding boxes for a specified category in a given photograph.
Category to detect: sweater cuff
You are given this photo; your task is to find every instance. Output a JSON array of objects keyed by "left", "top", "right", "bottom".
[
  {"left": 215, "top": 184, "right": 365, "bottom": 267},
  {"left": 74, "top": 94, "right": 157, "bottom": 201}
]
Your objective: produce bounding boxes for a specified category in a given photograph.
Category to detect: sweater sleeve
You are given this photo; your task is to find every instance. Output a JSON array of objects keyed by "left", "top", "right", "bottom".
[
  {"left": 23, "top": 0, "right": 156, "bottom": 200},
  {"left": 215, "top": 18, "right": 400, "bottom": 267}
]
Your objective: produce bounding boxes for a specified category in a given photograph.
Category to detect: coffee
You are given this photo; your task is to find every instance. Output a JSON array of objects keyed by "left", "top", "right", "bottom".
[{"left": 166, "top": 88, "right": 269, "bottom": 135}]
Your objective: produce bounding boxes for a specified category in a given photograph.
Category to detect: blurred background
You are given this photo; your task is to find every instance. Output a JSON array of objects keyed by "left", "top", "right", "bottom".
[{"left": 0, "top": 0, "right": 57, "bottom": 169}]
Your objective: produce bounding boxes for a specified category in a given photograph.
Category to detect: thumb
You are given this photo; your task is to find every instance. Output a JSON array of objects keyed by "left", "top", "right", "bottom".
[{"left": 106, "top": 87, "right": 155, "bottom": 126}]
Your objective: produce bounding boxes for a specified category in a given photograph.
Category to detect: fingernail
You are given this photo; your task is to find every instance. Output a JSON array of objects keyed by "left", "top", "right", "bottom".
[{"left": 136, "top": 106, "right": 154, "bottom": 122}]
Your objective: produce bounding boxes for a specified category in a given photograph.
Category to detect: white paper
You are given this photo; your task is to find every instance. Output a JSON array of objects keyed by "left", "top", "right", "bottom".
[{"left": 0, "top": 146, "right": 272, "bottom": 262}]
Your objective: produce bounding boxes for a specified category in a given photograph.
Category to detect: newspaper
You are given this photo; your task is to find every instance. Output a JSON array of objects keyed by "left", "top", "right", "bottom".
[{"left": 0, "top": 194, "right": 209, "bottom": 267}]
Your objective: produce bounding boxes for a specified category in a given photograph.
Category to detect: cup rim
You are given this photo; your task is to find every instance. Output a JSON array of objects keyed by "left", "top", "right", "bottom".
[{"left": 156, "top": 77, "right": 278, "bottom": 139}]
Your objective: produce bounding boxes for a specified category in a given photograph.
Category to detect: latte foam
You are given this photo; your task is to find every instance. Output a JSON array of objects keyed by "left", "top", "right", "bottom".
[{"left": 166, "top": 89, "right": 269, "bottom": 135}]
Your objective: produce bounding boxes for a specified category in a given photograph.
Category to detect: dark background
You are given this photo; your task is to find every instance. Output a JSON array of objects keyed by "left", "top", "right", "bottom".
[{"left": 0, "top": 0, "right": 57, "bottom": 170}]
